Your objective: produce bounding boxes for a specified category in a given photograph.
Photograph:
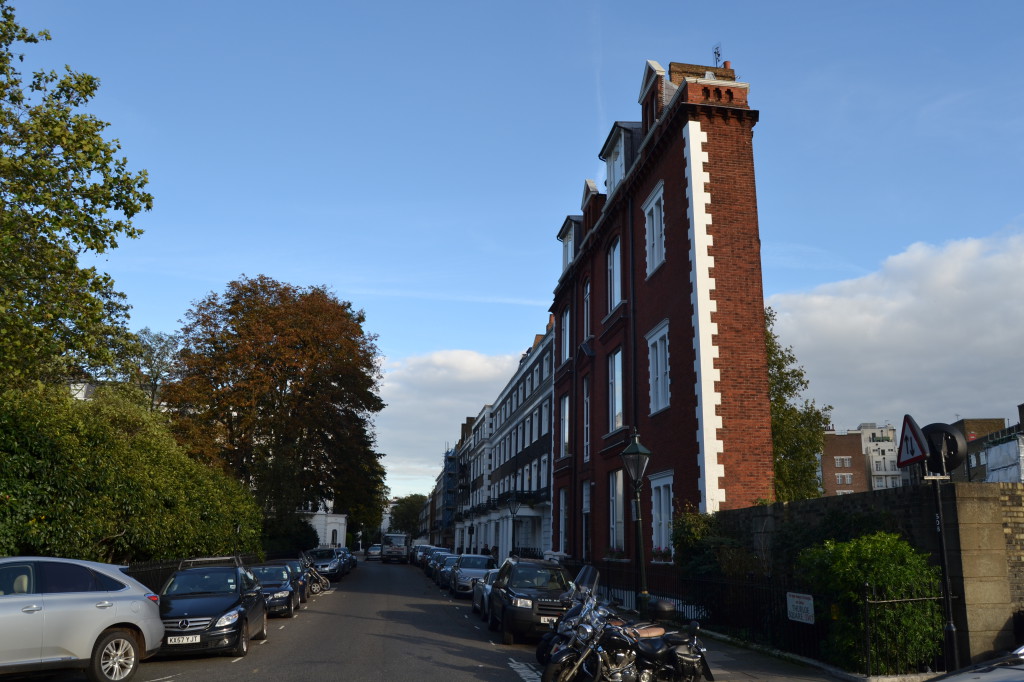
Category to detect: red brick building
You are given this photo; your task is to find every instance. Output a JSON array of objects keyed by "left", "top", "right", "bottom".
[{"left": 549, "top": 60, "right": 773, "bottom": 563}]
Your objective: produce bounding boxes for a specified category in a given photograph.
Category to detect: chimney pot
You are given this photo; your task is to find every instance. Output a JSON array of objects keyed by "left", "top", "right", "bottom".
[{"left": 723, "top": 60, "right": 732, "bottom": 70}]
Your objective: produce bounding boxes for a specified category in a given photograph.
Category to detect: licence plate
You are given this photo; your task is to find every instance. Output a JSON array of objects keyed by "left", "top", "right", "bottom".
[
  {"left": 166, "top": 635, "right": 201, "bottom": 645},
  {"left": 540, "top": 616, "right": 557, "bottom": 624}
]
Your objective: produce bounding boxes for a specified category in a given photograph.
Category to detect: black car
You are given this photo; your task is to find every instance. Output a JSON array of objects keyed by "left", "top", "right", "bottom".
[
  {"left": 264, "top": 558, "right": 311, "bottom": 603},
  {"left": 159, "top": 561, "right": 268, "bottom": 657},
  {"left": 487, "top": 556, "right": 571, "bottom": 645},
  {"left": 249, "top": 564, "right": 301, "bottom": 618}
]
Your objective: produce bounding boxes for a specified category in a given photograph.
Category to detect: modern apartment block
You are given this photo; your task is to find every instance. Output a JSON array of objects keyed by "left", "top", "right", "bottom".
[
  {"left": 822, "top": 423, "right": 898, "bottom": 495},
  {"left": 549, "top": 60, "right": 774, "bottom": 563}
]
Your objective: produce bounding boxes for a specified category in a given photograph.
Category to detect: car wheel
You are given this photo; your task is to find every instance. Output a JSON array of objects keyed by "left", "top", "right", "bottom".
[
  {"left": 253, "top": 611, "right": 269, "bottom": 640},
  {"left": 285, "top": 596, "right": 295, "bottom": 618},
  {"left": 299, "top": 586, "right": 308, "bottom": 603},
  {"left": 86, "top": 629, "right": 138, "bottom": 682},
  {"left": 231, "top": 624, "right": 249, "bottom": 657},
  {"left": 471, "top": 595, "right": 479, "bottom": 613},
  {"left": 501, "top": 610, "right": 516, "bottom": 646}
]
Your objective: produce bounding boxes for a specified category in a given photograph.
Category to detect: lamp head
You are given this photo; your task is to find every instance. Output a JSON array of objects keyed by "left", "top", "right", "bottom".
[{"left": 620, "top": 431, "right": 651, "bottom": 482}]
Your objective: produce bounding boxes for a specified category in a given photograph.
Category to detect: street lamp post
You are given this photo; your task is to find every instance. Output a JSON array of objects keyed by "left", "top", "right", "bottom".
[
  {"left": 508, "top": 491, "right": 522, "bottom": 558},
  {"left": 620, "top": 431, "right": 651, "bottom": 616},
  {"left": 467, "top": 524, "right": 475, "bottom": 554}
]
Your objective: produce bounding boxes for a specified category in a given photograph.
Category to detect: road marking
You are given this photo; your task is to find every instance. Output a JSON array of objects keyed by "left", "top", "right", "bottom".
[{"left": 509, "top": 658, "right": 542, "bottom": 681}]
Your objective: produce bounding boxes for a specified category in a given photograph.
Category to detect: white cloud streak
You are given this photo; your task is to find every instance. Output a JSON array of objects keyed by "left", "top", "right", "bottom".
[
  {"left": 375, "top": 350, "right": 520, "bottom": 497},
  {"left": 769, "top": 229, "right": 1024, "bottom": 431}
]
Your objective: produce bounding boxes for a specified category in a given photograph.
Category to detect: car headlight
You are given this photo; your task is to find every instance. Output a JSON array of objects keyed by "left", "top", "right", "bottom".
[
  {"left": 329, "top": 560, "right": 339, "bottom": 569},
  {"left": 215, "top": 610, "right": 240, "bottom": 627},
  {"left": 512, "top": 597, "right": 533, "bottom": 608},
  {"left": 272, "top": 591, "right": 289, "bottom": 599}
]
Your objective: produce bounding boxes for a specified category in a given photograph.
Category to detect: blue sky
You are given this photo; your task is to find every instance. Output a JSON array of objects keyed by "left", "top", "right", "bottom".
[{"left": 16, "top": 1, "right": 1024, "bottom": 496}]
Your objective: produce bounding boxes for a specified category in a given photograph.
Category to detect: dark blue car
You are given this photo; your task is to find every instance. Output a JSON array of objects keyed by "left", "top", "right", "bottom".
[{"left": 249, "top": 564, "right": 301, "bottom": 618}]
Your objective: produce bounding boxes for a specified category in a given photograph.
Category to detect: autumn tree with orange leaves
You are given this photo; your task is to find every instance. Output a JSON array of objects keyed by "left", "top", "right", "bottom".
[{"left": 164, "top": 275, "right": 388, "bottom": 543}]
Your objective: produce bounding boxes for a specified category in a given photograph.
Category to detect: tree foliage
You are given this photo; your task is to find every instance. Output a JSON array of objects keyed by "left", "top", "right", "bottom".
[
  {"left": 163, "top": 275, "right": 388, "bottom": 531},
  {"left": 798, "top": 532, "right": 943, "bottom": 674},
  {"left": 765, "top": 306, "right": 832, "bottom": 502},
  {"left": 129, "top": 327, "right": 180, "bottom": 410},
  {"left": 389, "top": 494, "right": 426, "bottom": 536},
  {"left": 0, "top": 384, "right": 261, "bottom": 562},
  {"left": 0, "top": 2, "right": 152, "bottom": 387}
]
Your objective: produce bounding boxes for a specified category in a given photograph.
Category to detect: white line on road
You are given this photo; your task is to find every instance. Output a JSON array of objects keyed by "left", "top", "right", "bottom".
[{"left": 509, "top": 658, "right": 542, "bottom": 681}]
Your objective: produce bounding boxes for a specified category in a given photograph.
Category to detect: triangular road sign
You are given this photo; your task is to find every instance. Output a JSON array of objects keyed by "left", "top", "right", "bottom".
[{"left": 897, "top": 414, "right": 929, "bottom": 467}]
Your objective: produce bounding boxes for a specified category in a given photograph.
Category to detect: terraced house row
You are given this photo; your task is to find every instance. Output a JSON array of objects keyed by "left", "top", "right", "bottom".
[{"left": 422, "top": 58, "right": 775, "bottom": 566}]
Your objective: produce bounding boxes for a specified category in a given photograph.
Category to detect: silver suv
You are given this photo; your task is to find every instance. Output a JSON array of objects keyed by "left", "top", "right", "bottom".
[{"left": 0, "top": 556, "right": 164, "bottom": 681}]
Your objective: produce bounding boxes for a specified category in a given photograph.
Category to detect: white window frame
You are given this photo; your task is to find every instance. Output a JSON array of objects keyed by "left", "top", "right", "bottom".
[
  {"left": 561, "top": 308, "right": 571, "bottom": 363},
  {"left": 582, "top": 280, "right": 591, "bottom": 338},
  {"left": 607, "top": 239, "right": 621, "bottom": 312},
  {"left": 645, "top": 319, "right": 670, "bottom": 413},
  {"left": 560, "top": 394, "right": 570, "bottom": 458},
  {"left": 649, "top": 471, "right": 673, "bottom": 556},
  {"left": 642, "top": 181, "right": 666, "bottom": 275},
  {"left": 608, "top": 348, "right": 623, "bottom": 433},
  {"left": 609, "top": 470, "right": 624, "bottom": 551},
  {"left": 606, "top": 132, "right": 625, "bottom": 194}
]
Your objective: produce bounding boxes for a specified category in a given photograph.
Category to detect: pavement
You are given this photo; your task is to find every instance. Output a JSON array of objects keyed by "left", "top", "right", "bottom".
[{"left": 703, "top": 634, "right": 849, "bottom": 681}]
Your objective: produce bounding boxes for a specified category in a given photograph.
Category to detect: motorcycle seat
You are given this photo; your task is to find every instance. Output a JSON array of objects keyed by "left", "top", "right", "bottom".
[{"left": 629, "top": 624, "right": 666, "bottom": 639}]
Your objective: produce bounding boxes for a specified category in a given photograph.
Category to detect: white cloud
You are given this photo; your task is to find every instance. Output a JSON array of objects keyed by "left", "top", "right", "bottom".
[
  {"left": 769, "top": 229, "right": 1024, "bottom": 432},
  {"left": 375, "top": 350, "right": 520, "bottom": 497}
]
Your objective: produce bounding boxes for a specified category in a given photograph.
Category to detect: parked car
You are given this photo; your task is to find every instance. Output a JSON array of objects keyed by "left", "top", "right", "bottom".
[
  {"left": 306, "top": 547, "right": 347, "bottom": 581},
  {"left": 928, "top": 645, "right": 1024, "bottom": 681},
  {"left": 262, "top": 558, "right": 311, "bottom": 603},
  {"left": 338, "top": 547, "right": 357, "bottom": 572},
  {"left": 158, "top": 559, "right": 268, "bottom": 657},
  {"left": 436, "top": 555, "right": 460, "bottom": 587},
  {"left": 365, "top": 544, "right": 382, "bottom": 561},
  {"left": 0, "top": 556, "right": 164, "bottom": 682},
  {"left": 424, "top": 552, "right": 452, "bottom": 580},
  {"left": 471, "top": 568, "right": 499, "bottom": 622},
  {"left": 410, "top": 545, "right": 432, "bottom": 565},
  {"left": 421, "top": 547, "right": 449, "bottom": 574},
  {"left": 487, "top": 556, "right": 572, "bottom": 644},
  {"left": 249, "top": 564, "right": 301, "bottom": 618},
  {"left": 449, "top": 554, "right": 497, "bottom": 597}
]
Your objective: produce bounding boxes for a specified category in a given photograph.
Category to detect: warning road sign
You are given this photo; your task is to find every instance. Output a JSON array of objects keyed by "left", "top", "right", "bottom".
[{"left": 897, "top": 414, "right": 928, "bottom": 467}]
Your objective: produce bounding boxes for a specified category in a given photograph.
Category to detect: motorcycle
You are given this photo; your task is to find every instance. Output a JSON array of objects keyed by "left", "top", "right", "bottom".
[{"left": 541, "top": 567, "right": 713, "bottom": 682}]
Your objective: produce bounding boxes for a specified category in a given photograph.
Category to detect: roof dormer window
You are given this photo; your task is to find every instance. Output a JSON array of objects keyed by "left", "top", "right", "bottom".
[{"left": 605, "top": 131, "right": 625, "bottom": 194}]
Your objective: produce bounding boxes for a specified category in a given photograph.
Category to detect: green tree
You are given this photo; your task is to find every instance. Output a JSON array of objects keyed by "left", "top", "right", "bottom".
[
  {"left": 130, "top": 327, "right": 180, "bottom": 410},
  {"left": 765, "top": 306, "right": 832, "bottom": 501},
  {"left": 389, "top": 494, "right": 426, "bottom": 535},
  {"left": 0, "top": 2, "right": 152, "bottom": 387},
  {"left": 164, "top": 275, "right": 388, "bottom": 536},
  {"left": 0, "top": 384, "right": 261, "bottom": 561}
]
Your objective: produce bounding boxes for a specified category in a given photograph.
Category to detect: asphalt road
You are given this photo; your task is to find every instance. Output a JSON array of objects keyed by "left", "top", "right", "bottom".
[
  {"left": 6, "top": 558, "right": 845, "bottom": 681},
  {"left": 6, "top": 559, "right": 545, "bottom": 682}
]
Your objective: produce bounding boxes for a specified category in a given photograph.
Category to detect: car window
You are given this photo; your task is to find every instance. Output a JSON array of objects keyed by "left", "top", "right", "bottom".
[
  {"left": 163, "top": 569, "right": 237, "bottom": 595},
  {"left": 0, "top": 562, "right": 35, "bottom": 596},
  {"left": 252, "top": 566, "right": 289, "bottom": 583},
  {"left": 510, "top": 566, "right": 569, "bottom": 590},
  {"left": 39, "top": 561, "right": 98, "bottom": 593},
  {"left": 460, "top": 557, "right": 493, "bottom": 570}
]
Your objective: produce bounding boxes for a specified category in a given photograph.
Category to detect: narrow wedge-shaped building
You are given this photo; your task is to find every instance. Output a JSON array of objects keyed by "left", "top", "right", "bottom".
[{"left": 550, "top": 60, "right": 773, "bottom": 564}]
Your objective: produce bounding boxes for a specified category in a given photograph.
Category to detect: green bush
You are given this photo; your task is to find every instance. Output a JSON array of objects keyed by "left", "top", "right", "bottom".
[
  {"left": 797, "top": 531, "right": 943, "bottom": 674},
  {"left": 0, "top": 385, "right": 262, "bottom": 561}
]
